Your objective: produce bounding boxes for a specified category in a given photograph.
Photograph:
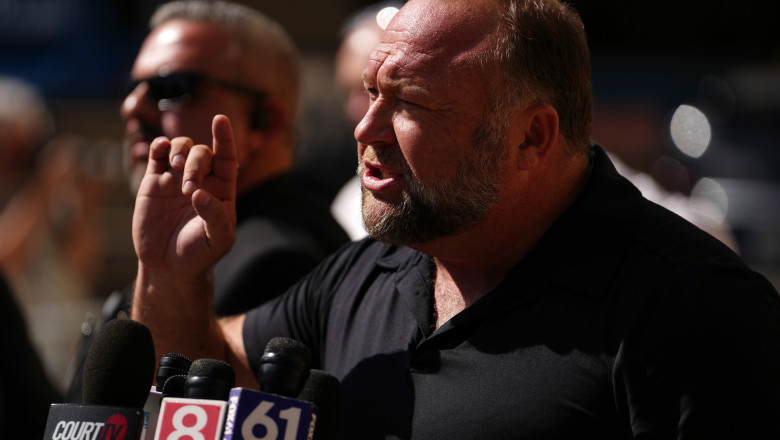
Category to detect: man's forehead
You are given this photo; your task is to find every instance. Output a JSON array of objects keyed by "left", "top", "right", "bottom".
[
  {"left": 366, "top": 0, "right": 499, "bottom": 77},
  {"left": 135, "top": 20, "right": 236, "bottom": 76}
]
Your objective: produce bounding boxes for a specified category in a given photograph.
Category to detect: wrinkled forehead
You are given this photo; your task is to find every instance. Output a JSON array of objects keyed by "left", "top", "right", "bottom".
[{"left": 367, "top": 0, "right": 500, "bottom": 79}]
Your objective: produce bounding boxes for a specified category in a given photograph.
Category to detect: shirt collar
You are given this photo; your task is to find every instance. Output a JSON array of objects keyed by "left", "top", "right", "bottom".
[
  {"left": 534, "top": 144, "right": 643, "bottom": 299},
  {"left": 375, "top": 143, "right": 643, "bottom": 308}
]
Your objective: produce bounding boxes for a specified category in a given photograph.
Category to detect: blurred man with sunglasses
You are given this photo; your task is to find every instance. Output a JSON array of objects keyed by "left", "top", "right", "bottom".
[
  {"left": 65, "top": 0, "right": 349, "bottom": 403},
  {"left": 119, "top": 0, "right": 349, "bottom": 317}
]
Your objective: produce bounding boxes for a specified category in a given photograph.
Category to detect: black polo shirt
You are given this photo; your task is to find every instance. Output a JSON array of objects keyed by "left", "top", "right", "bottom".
[
  {"left": 214, "top": 173, "right": 350, "bottom": 316},
  {"left": 244, "top": 145, "right": 780, "bottom": 439}
]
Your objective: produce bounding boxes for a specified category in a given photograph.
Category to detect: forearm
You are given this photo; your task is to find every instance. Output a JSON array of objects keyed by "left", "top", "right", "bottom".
[
  {"left": 131, "top": 263, "right": 258, "bottom": 388},
  {"left": 219, "top": 314, "right": 257, "bottom": 388},
  {"left": 131, "top": 263, "right": 226, "bottom": 366}
]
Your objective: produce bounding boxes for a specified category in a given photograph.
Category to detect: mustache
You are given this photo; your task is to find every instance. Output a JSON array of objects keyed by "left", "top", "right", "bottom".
[
  {"left": 361, "top": 146, "right": 409, "bottom": 174},
  {"left": 124, "top": 125, "right": 163, "bottom": 146}
]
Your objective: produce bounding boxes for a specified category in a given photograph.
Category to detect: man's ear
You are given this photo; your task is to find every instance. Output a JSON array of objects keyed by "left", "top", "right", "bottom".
[{"left": 512, "top": 104, "right": 559, "bottom": 170}]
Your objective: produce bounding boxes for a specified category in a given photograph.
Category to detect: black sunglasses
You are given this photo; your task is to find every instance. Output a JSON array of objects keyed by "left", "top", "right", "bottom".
[{"left": 123, "top": 71, "right": 267, "bottom": 111}]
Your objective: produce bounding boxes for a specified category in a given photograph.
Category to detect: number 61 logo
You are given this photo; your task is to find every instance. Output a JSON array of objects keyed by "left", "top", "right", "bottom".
[{"left": 223, "top": 388, "right": 318, "bottom": 440}]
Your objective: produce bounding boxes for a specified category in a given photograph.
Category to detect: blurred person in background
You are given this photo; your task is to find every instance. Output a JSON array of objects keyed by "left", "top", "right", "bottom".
[
  {"left": 66, "top": 0, "right": 350, "bottom": 401},
  {"left": 0, "top": 76, "right": 103, "bottom": 394},
  {"left": 118, "top": 0, "right": 349, "bottom": 317},
  {"left": 0, "top": 270, "right": 59, "bottom": 439},
  {"left": 292, "top": 2, "right": 405, "bottom": 222},
  {"left": 330, "top": 1, "right": 403, "bottom": 240}
]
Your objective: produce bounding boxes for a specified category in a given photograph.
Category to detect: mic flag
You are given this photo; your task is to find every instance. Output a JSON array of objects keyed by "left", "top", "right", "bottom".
[
  {"left": 43, "top": 404, "right": 144, "bottom": 440},
  {"left": 153, "top": 397, "right": 228, "bottom": 440},
  {"left": 223, "top": 388, "right": 317, "bottom": 440}
]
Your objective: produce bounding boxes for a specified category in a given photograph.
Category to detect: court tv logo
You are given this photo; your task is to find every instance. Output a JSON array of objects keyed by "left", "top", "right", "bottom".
[{"left": 48, "top": 413, "right": 130, "bottom": 440}]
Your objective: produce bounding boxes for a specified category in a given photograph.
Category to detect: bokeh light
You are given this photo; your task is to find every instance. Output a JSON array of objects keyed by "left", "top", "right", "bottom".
[
  {"left": 670, "top": 104, "right": 712, "bottom": 158},
  {"left": 691, "top": 177, "right": 729, "bottom": 224},
  {"left": 376, "top": 6, "right": 399, "bottom": 30}
]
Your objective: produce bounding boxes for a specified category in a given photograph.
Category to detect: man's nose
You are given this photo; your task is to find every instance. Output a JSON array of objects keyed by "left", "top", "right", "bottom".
[
  {"left": 120, "top": 81, "right": 158, "bottom": 122},
  {"left": 354, "top": 97, "right": 395, "bottom": 149}
]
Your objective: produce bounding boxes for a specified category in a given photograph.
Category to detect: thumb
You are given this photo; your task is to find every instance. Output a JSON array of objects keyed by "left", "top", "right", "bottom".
[{"left": 192, "top": 189, "right": 235, "bottom": 254}]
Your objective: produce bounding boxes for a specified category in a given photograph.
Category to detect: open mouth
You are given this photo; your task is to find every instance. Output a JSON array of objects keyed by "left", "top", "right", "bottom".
[
  {"left": 125, "top": 129, "right": 155, "bottom": 166},
  {"left": 361, "top": 160, "right": 404, "bottom": 192},
  {"left": 124, "top": 123, "right": 160, "bottom": 166},
  {"left": 366, "top": 163, "right": 400, "bottom": 180}
]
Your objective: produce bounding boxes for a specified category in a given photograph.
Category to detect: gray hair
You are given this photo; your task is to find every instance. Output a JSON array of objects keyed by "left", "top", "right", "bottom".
[{"left": 150, "top": 0, "right": 301, "bottom": 122}]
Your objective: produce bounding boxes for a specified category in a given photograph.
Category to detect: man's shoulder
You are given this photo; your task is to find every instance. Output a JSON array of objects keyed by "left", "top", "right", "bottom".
[
  {"left": 632, "top": 197, "right": 746, "bottom": 272},
  {"left": 585, "top": 145, "right": 748, "bottom": 273},
  {"left": 552, "top": 146, "right": 771, "bottom": 301},
  {"left": 317, "top": 237, "right": 422, "bottom": 274},
  {"left": 238, "top": 176, "right": 351, "bottom": 249}
]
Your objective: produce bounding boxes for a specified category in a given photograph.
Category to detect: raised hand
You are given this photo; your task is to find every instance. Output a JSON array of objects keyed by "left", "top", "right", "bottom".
[{"left": 132, "top": 115, "right": 238, "bottom": 278}]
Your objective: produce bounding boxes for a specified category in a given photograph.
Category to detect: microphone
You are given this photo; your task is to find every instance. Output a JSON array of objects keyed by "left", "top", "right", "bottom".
[
  {"left": 156, "top": 353, "right": 192, "bottom": 392},
  {"left": 257, "top": 337, "right": 312, "bottom": 397},
  {"left": 296, "top": 370, "right": 343, "bottom": 440},
  {"left": 153, "top": 359, "right": 235, "bottom": 440},
  {"left": 141, "top": 354, "right": 193, "bottom": 440},
  {"left": 185, "top": 358, "right": 236, "bottom": 401},
  {"left": 223, "top": 337, "right": 342, "bottom": 440},
  {"left": 43, "top": 318, "right": 156, "bottom": 440},
  {"left": 159, "top": 375, "right": 187, "bottom": 400}
]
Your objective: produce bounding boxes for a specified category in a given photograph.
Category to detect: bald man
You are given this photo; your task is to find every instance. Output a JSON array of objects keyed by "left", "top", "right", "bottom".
[{"left": 130, "top": 0, "right": 780, "bottom": 438}]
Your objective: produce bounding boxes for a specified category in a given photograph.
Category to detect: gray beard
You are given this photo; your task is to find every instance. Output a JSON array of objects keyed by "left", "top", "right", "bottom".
[{"left": 362, "top": 118, "right": 508, "bottom": 246}]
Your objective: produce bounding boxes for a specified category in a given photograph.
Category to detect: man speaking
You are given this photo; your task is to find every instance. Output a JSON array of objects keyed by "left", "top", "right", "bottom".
[{"left": 129, "top": 0, "right": 780, "bottom": 438}]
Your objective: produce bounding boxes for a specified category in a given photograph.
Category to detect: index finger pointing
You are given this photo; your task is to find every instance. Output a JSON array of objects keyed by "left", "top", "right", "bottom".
[
  {"left": 212, "top": 114, "right": 237, "bottom": 161},
  {"left": 211, "top": 114, "right": 238, "bottom": 181}
]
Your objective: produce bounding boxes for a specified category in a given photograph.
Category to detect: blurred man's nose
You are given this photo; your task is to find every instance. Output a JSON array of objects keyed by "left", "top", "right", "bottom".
[{"left": 120, "top": 82, "right": 158, "bottom": 122}]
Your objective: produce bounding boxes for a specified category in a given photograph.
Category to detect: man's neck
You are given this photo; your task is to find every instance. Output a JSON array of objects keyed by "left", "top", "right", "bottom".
[
  {"left": 425, "top": 150, "right": 592, "bottom": 329},
  {"left": 431, "top": 259, "right": 501, "bottom": 329}
]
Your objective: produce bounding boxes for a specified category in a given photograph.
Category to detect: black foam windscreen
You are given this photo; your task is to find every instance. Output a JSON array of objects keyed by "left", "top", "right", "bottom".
[
  {"left": 296, "top": 369, "right": 343, "bottom": 440},
  {"left": 184, "top": 358, "right": 235, "bottom": 401},
  {"left": 81, "top": 318, "right": 156, "bottom": 408},
  {"left": 258, "top": 337, "right": 312, "bottom": 397},
  {"left": 156, "top": 352, "right": 192, "bottom": 389},
  {"left": 160, "top": 374, "right": 187, "bottom": 399}
]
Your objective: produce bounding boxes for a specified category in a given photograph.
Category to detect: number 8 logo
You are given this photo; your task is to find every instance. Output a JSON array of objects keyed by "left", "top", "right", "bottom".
[{"left": 167, "top": 405, "right": 208, "bottom": 440}]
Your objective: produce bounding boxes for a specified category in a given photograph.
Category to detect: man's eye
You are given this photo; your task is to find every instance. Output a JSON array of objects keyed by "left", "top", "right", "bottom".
[{"left": 365, "top": 87, "right": 378, "bottom": 99}]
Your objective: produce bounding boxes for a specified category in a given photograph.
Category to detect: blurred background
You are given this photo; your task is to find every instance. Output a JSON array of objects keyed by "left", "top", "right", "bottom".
[{"left": 1, "top": 0, "right": 778, "bottom": 395}]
